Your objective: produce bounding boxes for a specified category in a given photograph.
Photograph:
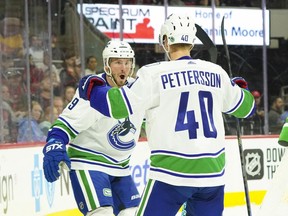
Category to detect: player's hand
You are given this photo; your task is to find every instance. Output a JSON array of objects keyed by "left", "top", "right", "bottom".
[
  {"left": 231, "top": 77, "right": 249, "bottom": 90},
  {"left": 279, "top": 118, "right": 288, "bottom": 147},
  {"left": 79, "top": 75, "right": 106, "bottom": 100},
  {"left": 43, "top": 138, "right": 71, "bottom": 182}
]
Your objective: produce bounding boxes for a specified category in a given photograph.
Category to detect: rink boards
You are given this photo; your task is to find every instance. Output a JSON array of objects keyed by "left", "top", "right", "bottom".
[{"left": 0, "top": 135, "right": 284, "bottom": 215}]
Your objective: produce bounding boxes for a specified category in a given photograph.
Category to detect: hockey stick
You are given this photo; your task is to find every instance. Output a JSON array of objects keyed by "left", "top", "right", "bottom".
[
  {"left": 221, "top": 16, "right": 252, "bottom": 216},
  {"left": 195, "top": 24, "right": 218, "bottom": 63}
]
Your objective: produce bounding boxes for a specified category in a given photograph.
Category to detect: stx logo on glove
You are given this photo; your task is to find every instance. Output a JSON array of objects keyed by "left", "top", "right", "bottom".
[{"left": 45, "top": 143, "right": 64, "bottom": 153}]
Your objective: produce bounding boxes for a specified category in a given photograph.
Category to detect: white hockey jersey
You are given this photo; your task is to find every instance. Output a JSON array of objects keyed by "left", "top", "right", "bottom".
[
  {"left": 87, "top": 58, "right": 255, "bottom": 187},
  {"left": 47, "top": 74, "right": 145, "bottom": 176}
]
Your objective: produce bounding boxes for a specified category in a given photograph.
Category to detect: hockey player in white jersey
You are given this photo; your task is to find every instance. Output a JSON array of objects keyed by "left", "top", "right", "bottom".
[
  {"left": 42, "top": 41, "right": 144, "bottom": 216},
  {"left": 78, "top": 14, "right": 255, "bottom": 216}
]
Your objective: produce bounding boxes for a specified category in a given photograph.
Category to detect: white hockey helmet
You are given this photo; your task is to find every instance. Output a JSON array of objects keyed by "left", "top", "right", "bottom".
[
  {"left": 102, "top": 40, "right": 135, "bottom": 77},
  {"left": 159, "top": 13, "right": 197, "bottom": 47}
]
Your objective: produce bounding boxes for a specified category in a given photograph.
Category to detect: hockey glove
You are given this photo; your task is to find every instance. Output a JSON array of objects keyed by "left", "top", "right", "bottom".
[
  {"left": 278, "top": 118, "right": 288, "bottom": 147},
  {"left": 79, "top": 75, "right": 106, "bottom": 100},
  {"left": 231, "top": 77, "right": 249, "bottom": 90},
  {"left": 43, "top": 138, "right": 71, "bottom": 182}
]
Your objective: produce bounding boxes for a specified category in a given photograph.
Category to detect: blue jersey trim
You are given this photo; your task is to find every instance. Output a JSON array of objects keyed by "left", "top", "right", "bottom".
[
  {"left": 90, "top": 85, "right": 111, "bottom": 117},
  {"left": 225, "top": 90, "right": 244, "bottom": 114},
  {"left": 59, "top": 116, "right": 79, "bottom": 135},
  {"left": 121, "top": 88, "right": 133, "bottom": 115},
  {"left": 150, "top": 167, "right": 225, "bottom": 178},
  {"left": 177, "top": 56, "right": 193, "bottom": 60},
  {"left": 69, "top": 143, "right": 129, "bottom": 163},
  {"left": 151, "top": 148, "right": 225, "bottom": 158}
]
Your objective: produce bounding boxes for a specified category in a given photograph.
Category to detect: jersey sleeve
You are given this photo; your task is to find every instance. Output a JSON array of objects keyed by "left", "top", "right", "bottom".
[
  {"left": 89, "top": 67, "right": 153, "bottom": 119},
  {"left": 221, "top": 71, "right": 255, "bottom": 118},
  {"left": 47, "top": 90, "right": 100, "bottom": 143}
]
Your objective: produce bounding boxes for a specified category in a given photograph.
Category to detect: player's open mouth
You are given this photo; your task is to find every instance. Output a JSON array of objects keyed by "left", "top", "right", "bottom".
[{"left": 120, "top": 75, "right": 125, "bottom": 80}]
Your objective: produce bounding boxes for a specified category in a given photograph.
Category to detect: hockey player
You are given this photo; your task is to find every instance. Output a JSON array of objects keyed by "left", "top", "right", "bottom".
[
  {"left": 78, "top": 14, "right": 255, "bottom": 216},
  {"left": 42, "top": 41, "right": 144, "bottom": 216}
]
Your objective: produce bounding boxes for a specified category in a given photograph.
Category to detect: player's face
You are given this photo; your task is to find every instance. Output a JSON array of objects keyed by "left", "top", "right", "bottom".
[{"left": 109, "top": 58, "right": 133, "bottom": 87}]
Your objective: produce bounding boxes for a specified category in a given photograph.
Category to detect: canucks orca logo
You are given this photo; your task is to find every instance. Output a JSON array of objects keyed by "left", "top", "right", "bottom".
[{"left": 107, "top": 117, "right": 136, "bottom": 150}]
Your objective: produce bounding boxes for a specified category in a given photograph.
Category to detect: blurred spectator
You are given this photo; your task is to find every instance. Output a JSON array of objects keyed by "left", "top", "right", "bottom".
[
  {"left": 33, "top": 73, "right": 54, "bottom": 110},
  {"left": 85, "top": 55, "right": 98, "bottom": 75},
  {"left": 74, "top": 57, "right": 83, "bottom": 80},
  {"left": 39, "top": 32, "right": 63, "bottom": 68},
  {"left": 0, "top": 17, "right": 24, "bottom": 58},
  {"left": 23, "top": 54, "right": 45, "bottom": 95},
  {"left": 53, "top": 96, "right": 64, "bottom": 116},
  {"left": 51, "top": 32, "right": 63, "bottom": 68},
  {"left": 281, "top": 113, "right": 288, "bottom": 123},
  {"left": 39, "top": 106, "right": 58, "bottom": 135},
  {"left": 3, "top": 68, "right": 27, "bottom": 112},
  {"left": 0, "top": 55, "right": 14, "bottom": 76},
  {"left": 27, "top": 34, "right": 45, "bottom": 68},
  {"left": 17, "top": 100, "right": 46, "bottom": 142},
  {"left": 249, "top": 90, "right": 265, "bottom": 134},
  {"left": 268, "top": 96, "right": 284, "bottom": 134},
  {"left": 63, "top": 85, "right": 76, "bottom": 107},
  {"left": 1, "top": 85, "right": 18, "bottom": 142},
  {"left": 59, "top": 50, "right": 79, "bottom": 95},
  {"left": 51, "top": 69, "right": 61, "bottom": 96},
  {"left": 2, "top": 84, "right": 12, "bottom": 107},
  {"left": 281, "top": 106, "right": 288, "bottom": 122},
  {"left": 39, "top": 51, "right": 60, "bottom": 81}
]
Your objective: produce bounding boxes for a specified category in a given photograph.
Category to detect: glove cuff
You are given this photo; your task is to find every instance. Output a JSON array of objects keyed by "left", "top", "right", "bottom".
[{"left": 43, "top": 138, "right": 66, "bottom": 154}]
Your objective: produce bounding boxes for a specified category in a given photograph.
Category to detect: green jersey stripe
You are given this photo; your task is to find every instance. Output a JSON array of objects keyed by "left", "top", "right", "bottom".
[
  {"left": 68, "top": 147, "right": 130, "bottom": 168},
  {"left": 232, "top": 89, "right": 255, "bottom": 118},
  {"left": 79, "top": 170, "right": 97, "bottom": 209},
  {"left": 108, "top": 88, "right": 129, "bottom": 119},
  {"left": 150, "top": 152, "right": 225, "bottom": 174},
  {"left": 137, "top": 179, "right": 154, "bottom": 215},
  {"left": 52, "top": 119, "right": 77, "bottom": 139}
]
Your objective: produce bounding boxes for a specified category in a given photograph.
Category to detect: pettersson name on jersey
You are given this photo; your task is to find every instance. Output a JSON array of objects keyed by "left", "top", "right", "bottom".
[{"left": 161, "top": 70, "right": 221, "bottom": 89}]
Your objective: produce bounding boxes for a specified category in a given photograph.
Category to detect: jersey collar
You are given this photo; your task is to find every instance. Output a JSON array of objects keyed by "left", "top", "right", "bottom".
[{"left": 177, "top": 56, "right": 192, "bottom": 60}]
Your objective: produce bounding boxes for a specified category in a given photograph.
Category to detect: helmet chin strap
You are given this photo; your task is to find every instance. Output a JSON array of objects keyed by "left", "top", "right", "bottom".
[
  {"left": 162, "top": 39, "right": 172, "bottom": 61},
  {"left": 163, "top": 44, "right": 171, "bottom": 61},
  {"left": 106, "top": 67, "right": 119, "bottom": 87},
  {"left": 109, "top": 74, "right": 119, "bottom": 87}
]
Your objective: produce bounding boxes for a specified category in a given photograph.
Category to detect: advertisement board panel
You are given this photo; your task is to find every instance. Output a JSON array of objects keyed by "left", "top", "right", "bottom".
[{"left": 78, "top": 4, "right": 270, "bottom": 46}]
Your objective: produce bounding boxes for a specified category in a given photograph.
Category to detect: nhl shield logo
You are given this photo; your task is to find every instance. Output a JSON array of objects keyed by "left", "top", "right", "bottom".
[
  {"left": 244, "top": 149, "right": 264, "bottom": 180},
  {"left": 245, "top": 153, "right": 261, "bottom": 176}
]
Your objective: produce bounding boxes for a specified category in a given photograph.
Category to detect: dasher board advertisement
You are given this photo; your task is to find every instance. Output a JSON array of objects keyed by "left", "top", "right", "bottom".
[{"left": 78, "top": 4, "right": 270, "bottom": 46}]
